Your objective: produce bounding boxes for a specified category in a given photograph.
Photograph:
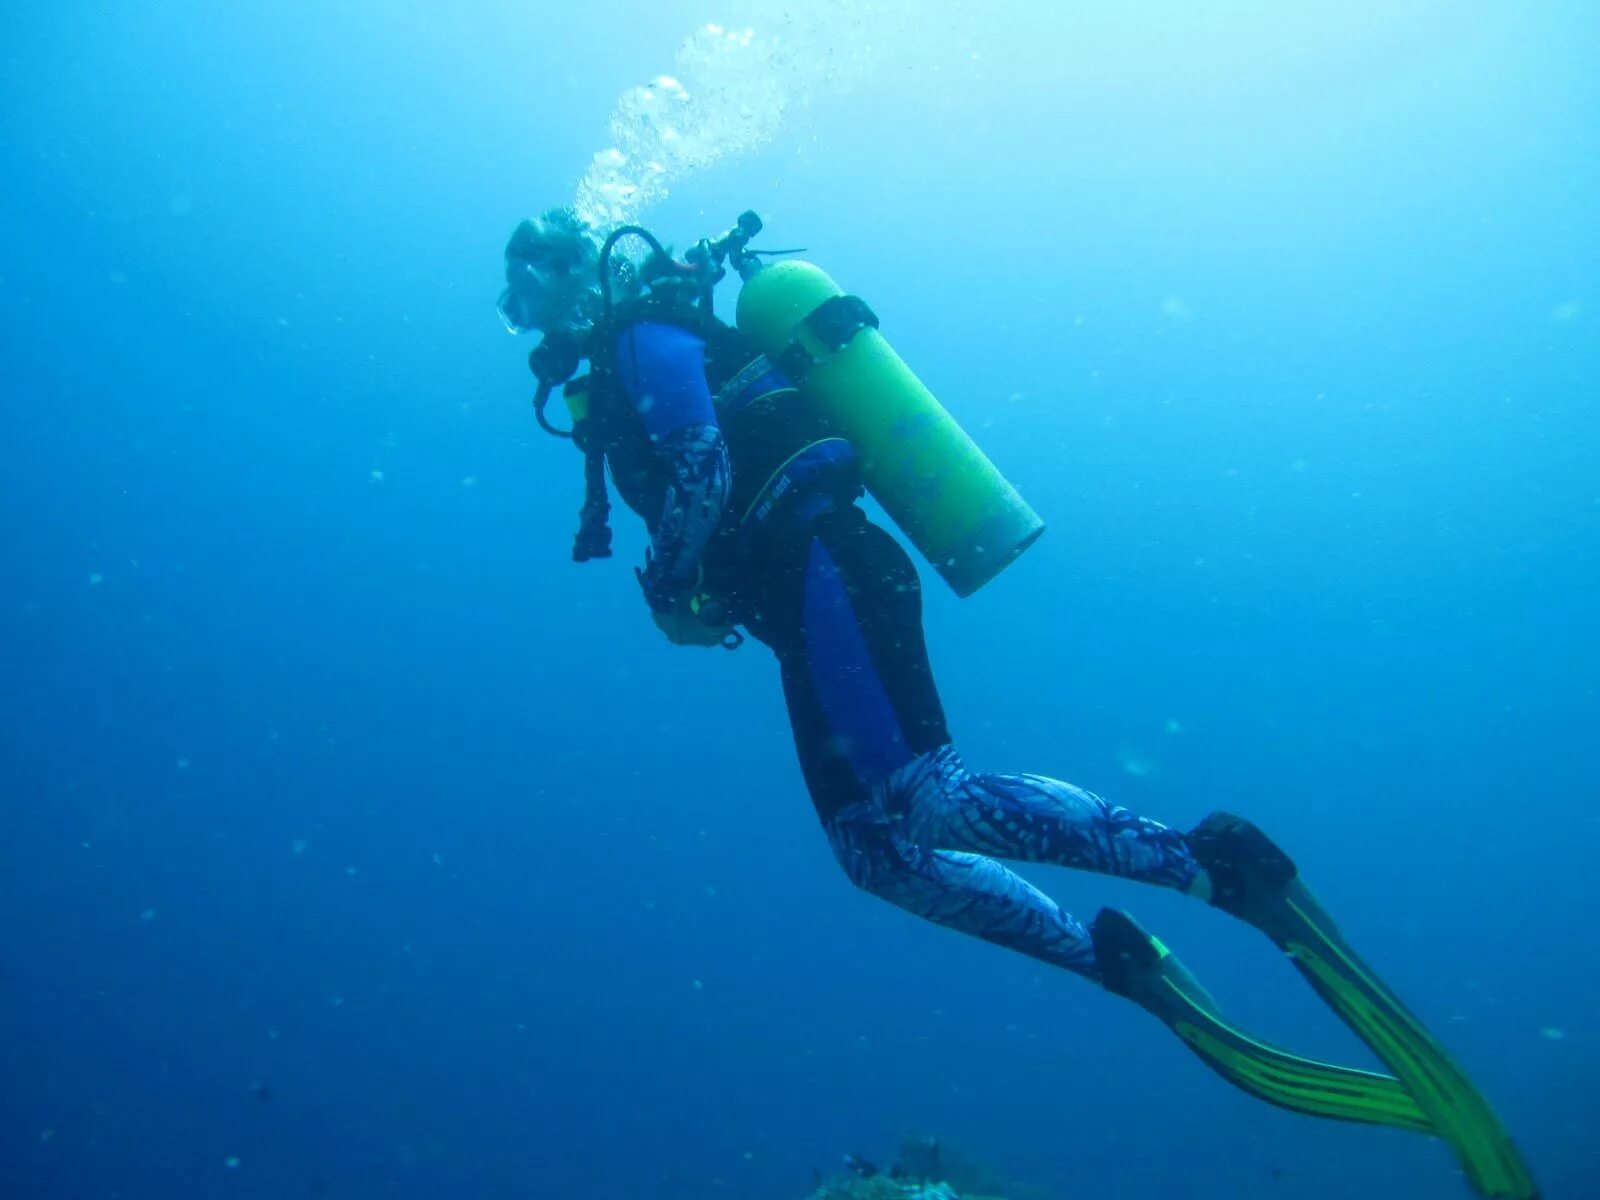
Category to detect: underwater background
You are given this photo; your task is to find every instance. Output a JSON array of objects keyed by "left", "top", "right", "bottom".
[{"left": 3, "top": 1, "right": 1596, "bottom": 1197}]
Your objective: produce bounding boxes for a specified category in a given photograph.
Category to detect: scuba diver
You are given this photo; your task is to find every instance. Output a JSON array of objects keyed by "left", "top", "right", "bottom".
[{"left": 498, "top": 207, "right": 1538, "bottom": 1199}]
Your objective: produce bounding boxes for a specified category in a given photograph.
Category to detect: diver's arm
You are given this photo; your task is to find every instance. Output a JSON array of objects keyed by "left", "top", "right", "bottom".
[
  {"left": 639, "top": 422, "right": 730, "bottom": 611},
  {"left": 613, "top": 322, "right": 731, "bottom": 613}
]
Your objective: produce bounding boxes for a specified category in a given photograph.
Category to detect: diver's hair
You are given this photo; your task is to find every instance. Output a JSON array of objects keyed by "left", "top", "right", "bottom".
[
  {"left": 502, "top": 206, "right": 657, "bottom": 332},
  {"left": 504, "top": 206, "right": 599, "bottom": 270}
]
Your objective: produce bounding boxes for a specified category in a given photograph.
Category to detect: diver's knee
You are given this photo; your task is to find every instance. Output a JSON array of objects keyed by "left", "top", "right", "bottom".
[
  {"left": 826, "top": 802, "right": 918, "bottom": 894},
  {"left": 880, "top": 744, "right": 969, "bottom": 841}
]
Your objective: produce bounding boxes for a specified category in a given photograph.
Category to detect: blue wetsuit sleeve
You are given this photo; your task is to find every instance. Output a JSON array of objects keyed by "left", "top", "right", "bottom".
[
  {"left": 614, "top": 322, "right": 731, "bottom": 612},
  {"left": 614, "top": 321, "right": 717, "bottom": 437}
]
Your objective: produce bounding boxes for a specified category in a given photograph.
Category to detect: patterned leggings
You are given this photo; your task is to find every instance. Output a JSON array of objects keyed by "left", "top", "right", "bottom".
[
  {"left": 743, "top": 505, "right": 1197, "bottom": 982},
  {"left": 830, "top": 744, "right": 1195, "bottom": 979}
]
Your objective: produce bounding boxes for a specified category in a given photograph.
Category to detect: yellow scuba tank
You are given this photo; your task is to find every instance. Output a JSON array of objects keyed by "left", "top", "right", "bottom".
[{"left": 735, "top": 260, "right": 1044, "bottom": 597}]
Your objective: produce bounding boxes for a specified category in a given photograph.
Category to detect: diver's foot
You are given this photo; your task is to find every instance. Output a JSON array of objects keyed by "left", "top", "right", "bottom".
[
  {"left": 1185, "top": 814, "right": 1540, "bottom": 1198},
  {"left": 1086, "top": 906, "right": 1435, "bottom": 1135},
  {"left": 1089, "top": 907, "right": 1218, "bottom": 1013},
  {"left": 1185, "top": 812, "right": 1298, "bottom": 927}
]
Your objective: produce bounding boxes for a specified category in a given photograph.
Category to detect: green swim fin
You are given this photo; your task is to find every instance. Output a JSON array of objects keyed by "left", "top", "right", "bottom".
[
  {"left": 1090, "top": 907, "right": 1434, "bottom": 1133},
  {"left": 1188, "top": 813, "right": 1539, "bottom": 1200}
]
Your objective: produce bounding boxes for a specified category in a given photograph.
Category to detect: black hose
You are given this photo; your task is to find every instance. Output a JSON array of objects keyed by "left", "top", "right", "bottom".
[
  {"left": 598, "top": 225, "right": 669, "bottom": 317},
  {"left": 531, "top": 381, "right": 573, "bottom": 439}
]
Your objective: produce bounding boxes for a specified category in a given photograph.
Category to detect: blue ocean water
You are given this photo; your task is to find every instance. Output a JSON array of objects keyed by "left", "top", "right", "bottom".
[{"left": 2, "top": 2, "right": 1596, "bottom": 1198}]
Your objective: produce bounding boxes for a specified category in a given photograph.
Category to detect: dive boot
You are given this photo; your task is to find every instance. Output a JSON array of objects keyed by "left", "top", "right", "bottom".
[
  {"left": 1188, "top": 813, "right": 1538, "bottom": 1200},
  {"left": 1089, "top": 907, "right": 1434, "bottom": 1133}
]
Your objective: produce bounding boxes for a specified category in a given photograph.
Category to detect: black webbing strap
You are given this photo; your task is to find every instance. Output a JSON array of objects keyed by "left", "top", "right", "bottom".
[{"left": 775, "top": 294, "right": 879, "bottom": 381}]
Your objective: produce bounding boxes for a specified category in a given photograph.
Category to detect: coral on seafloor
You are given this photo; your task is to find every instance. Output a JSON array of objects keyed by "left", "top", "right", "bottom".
[
  {"left": 802, "top": 1132, "right": 1024, "bottom": 1200},
  {"left": 805, "top": 1174, "right": 1006, "bottom": 1200}
]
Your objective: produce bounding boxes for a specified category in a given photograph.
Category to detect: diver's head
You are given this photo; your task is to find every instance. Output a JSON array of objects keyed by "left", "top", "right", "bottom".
[{"left": 497, "top": 207, "right": 602, "bottom": 335}]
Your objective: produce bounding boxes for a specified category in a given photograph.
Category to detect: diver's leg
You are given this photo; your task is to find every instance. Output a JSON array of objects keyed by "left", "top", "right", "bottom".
[
  {"left": 882, "top": 745, "right": 1203, "bottom": 893},
  {"left": 825, "top": 800, "right": 1443, "bottom": 1135},
  {"left": 826, "top": 794, "right": 1101, "bottom": 979},
  {"left": 748, "top": 504, "right": 1199, "bottom": 893},
  {"left": 749, "top": 505, "right": 953, "bottom": 829},
  {"left": 747, "top": 506, "right": 1098, "bottom": 979},
  {"left": 745, "top": 509, "right": 1450, "bottom": 1138}
]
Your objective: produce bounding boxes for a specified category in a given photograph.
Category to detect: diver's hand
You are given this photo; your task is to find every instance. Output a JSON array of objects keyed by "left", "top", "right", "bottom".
[
  {"left": 651, "top": 602, "right": 733, "bottom": 648},
  {"left": 637, "top": 556, "right": 737, "bottom": 647}
]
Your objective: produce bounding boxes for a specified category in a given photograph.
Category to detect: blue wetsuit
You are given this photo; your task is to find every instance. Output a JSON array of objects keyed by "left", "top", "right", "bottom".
[{"left": 613, "top": 321, "right": 1199, "bottom": 981}]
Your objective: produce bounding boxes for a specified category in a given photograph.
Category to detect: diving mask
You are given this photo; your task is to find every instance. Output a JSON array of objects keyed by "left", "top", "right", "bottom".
[{"left": 496, "top": 210, "right": 600, "bottom": 334}]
